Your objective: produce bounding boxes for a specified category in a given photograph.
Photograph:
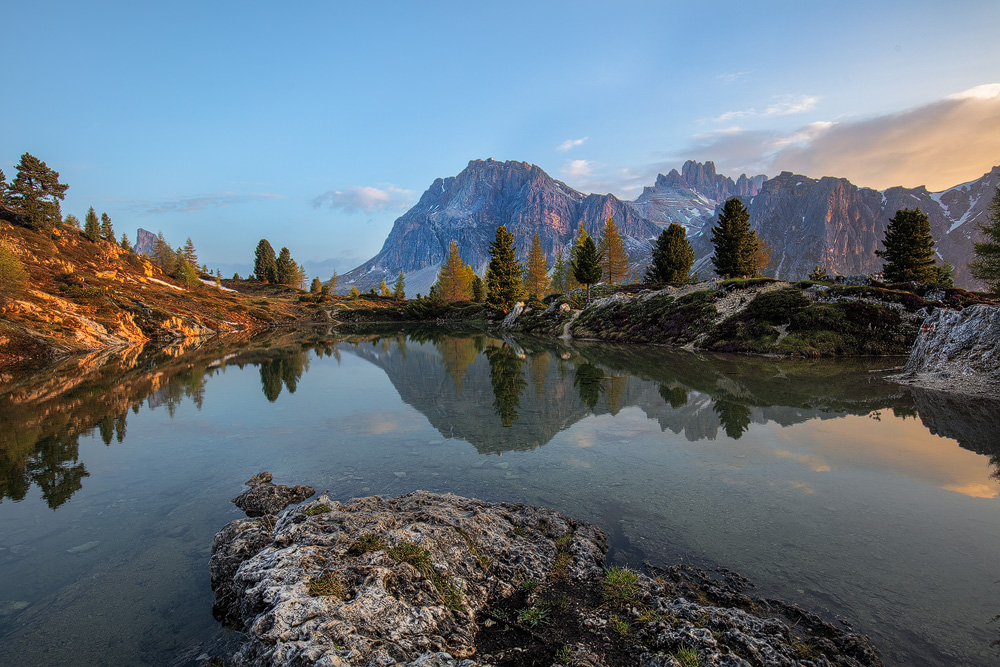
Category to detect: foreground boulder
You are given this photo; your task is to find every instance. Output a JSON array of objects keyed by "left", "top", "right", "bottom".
[
  {"left": 232, "top": 471, "right": 316, "bottom": 517},
  {"left": 894, "top": 304, "right": 1000, "bottom": 395},
  {"left": 210, "top": 490, "right": 880, "bottom": 667}
]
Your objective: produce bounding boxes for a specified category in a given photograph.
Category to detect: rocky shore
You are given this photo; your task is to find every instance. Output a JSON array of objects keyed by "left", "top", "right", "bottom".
[{"left": 210, "top": 474, "right": 882, "bottom": 667}]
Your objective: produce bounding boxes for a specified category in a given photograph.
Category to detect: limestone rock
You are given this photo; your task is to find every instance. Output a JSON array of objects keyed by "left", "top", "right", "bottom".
[
  {"left": 231, "top": 471, "right": 315, "bottom": 517},
  {"left": 895, "top": 304, "right": 1000, "bottom": 394}
]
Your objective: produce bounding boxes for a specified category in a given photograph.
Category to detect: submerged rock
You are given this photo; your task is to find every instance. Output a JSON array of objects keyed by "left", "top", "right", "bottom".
[
  {"left": 210, "top": 490, "right": 881, "bottom": 667},
  {"left": 231, "top": 471, "right": 315, "bottom": 518},
  {"left": 894, "top": 304, "right": 1000, "bottom": 394}
]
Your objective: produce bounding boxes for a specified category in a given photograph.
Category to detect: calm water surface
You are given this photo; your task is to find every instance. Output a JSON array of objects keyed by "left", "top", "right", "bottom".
[{"left": 1, "top": 329, "right": 998, "bottom": 666}]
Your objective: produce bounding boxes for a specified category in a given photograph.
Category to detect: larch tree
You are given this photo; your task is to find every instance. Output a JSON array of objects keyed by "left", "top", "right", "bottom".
[
  {"left": 572, "top": 226, "right": 602, "bottom": 304},
  {"left": 254, "top": 239, "right": 278, "bottom": 283},
  {"left": 523, "top": 231, "right": 550, "bottom": 299},
  {"left": 597, "top": 216, "right": 629, "bottom": 284},
  {"left": 84, "top": 207, "right": 101, "bottom": 242},
  {"left": 100, "top": 213, "right": 114, "bottom": 242},
  {"left": 876, "top": 208, "right": 937, "bottom": 283},
  {"left": 310, "top": 277, "right": 322, "bottom": 294},
  {"left": 437, "top": 240, "right": 473, "bottom": 301},
  {"left": 485, "top": 225, "right": 524, "bottom": 312},
  {"left": 710, "top": 197, "right": 758, "bottom": 279},
  {"left": 970, "top": 186, "right": 1000, "bottom": 293},
  {"left": 645, "top": 223, "right": 694, "bottom": 283},
  {"left": 378, "top": 278, "right": 391, "bottom": 296},
  {"left": 393, "top": 270, "right": 406, "bottom": 299},
  {"left": 328, "top": 270, "right": 338, "bottom": 292},
  {"left": 5, "top": 153, "right": 69, "bottom": 231}
]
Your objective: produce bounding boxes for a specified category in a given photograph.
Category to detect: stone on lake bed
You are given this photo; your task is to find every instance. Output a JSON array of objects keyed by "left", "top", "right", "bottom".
[
  {"left": 66, "top": 540, "right": 100, "bottom": 554},
  {"left": 0, "top": 600, "right": 30, "bottom": 616}
]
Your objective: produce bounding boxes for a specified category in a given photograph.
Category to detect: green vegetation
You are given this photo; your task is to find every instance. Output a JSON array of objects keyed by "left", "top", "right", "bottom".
[
  {"left": 387, "top": 541, "right": 463, "bottom": 610},
  {"left": 2, "top": 153, "right": 69, "bottom": 231},
  {"left": 646, "top": 223, "right": 694, "bottom": 283},
  {"left": 517, "top": 605, "right": 549, "bottom": 627},
  {"left": 485, "top": 225, "right": 523, "bottom": 312},
  {"left": 710, "top": 197, "right": 761, "bottom": 279},
  {"left": 254, "top": 239, "right": 278, "bottom": 283},
  {"left": 307, "top": 572, "right": 346, "bottom": 598},
  {"left": 303, "top": 503, "right": 331, "bottom": 516},
  {"left": 347, "top": 533, "right": 386, "bottom": 555},
  {"left": 83, "top": 207, "right": 101, "bottom": 242},
  {"left": 436, "top": 239, "right": 473, "bottom": 302},
  {"left": 393, "top": 270, "right": 406, "bottom": 299},
  {"left": 0, "top": 242, "right": 27, "bottom": 293},
  {"left": 970, "top": 185, "right": 1000, "bottom": 293},
  {"left": 571, "top": 224, "right": 601, "bottom": 304},
  {"left": 600, "top": 565, "right": 640, "bottom": 607},
  {"left": 876, "top": 207, "right": 938, "bottom": 283},
  {"left": 674, "top": 647, "right": 701, "bottom": 667}
]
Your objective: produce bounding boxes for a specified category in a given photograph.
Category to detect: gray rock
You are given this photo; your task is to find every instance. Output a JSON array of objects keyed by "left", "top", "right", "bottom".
[
  {"left": 895, "top": 304, "right": 1000, "bottom": 394},
  {"left": 211, "top": 490, "right": 881, "bottom": 667},
  {"left": 231, "top": 471, "right": 315, "bottom": 518}
]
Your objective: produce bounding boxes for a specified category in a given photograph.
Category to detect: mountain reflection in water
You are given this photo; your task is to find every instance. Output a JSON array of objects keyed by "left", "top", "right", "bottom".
[{"left": 1, "top": 328, "right": 999, "bottom": 667}]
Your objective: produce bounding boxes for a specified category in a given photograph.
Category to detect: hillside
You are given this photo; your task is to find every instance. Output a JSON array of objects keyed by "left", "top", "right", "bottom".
[{"left": 0, "top": 221, "right": 312, "bottom": 368}]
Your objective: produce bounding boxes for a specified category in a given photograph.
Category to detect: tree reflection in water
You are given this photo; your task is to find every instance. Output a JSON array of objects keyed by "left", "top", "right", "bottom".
[{"left": 484, "top": 343, "right": 526, "bottom": 427}]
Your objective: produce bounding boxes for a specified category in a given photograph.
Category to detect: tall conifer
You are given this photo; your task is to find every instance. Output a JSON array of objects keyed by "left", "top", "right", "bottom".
[
  {"left": 597, "top": 217, "right": 629, "bottom": 284},
  {"left": 485, "top": 226, "right": 523, "bottom": 312},
  {"left": 876, "top": 208, "right": 937, "bottom": 283},
  {"left": 523, "top": 231, "right": 550, "bottom": 299}
]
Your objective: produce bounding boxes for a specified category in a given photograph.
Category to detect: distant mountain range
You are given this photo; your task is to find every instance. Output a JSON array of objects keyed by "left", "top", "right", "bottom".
[{"left": 338, "top": 158, "right": 998, "bottom": 294}]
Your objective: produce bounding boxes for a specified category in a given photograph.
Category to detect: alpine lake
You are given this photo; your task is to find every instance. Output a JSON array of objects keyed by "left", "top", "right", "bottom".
[{"left": 1, "top": 327, "right": 999, "bottom": 667}]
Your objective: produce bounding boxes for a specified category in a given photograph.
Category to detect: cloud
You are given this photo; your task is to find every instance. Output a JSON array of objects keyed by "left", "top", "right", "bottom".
[
  {"left": 557, "top": 137, "right": 588, "bottom": 152},
  {"left": 312, "top": 185, "right": 414, "bottom": 212},
  {"left": 127, "top": 192, "right": 285, "bottom": 214},
  {"left": 665, "top": 84, "right": 1000, "bottom": 191},
  {"left": 561, "top": 159, "right": 594, "bottom": 178},
  {"left": 716, "top": 71, "right": 749, "bottom": 83},
  {"left": 714, "top": 94, "right": 818, "bottom": 122}
]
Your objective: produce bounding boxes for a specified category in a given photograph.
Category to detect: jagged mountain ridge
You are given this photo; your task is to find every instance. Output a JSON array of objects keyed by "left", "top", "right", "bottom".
[{"left": 340, "top": 159, "right": 997, "bottom": 293}]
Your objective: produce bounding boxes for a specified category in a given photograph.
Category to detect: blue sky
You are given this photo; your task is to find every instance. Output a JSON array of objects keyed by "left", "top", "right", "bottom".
[{"left": 4, "top": 1, "right": 999, "bottom": 276}]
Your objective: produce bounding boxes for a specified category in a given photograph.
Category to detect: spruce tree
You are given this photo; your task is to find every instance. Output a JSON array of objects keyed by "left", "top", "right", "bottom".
[
  {"left": 120, "top": 232, "right": 133, "bottom": 252},
  {"left": 393, "top": 270, "right": 406, "bottom": 299},
  {"left": 970, "top": 186, "right": 1000, "bottom": 293},
  {"left": 485, "top": 225, "right": 524, "bottom": 312},
  {"left": 471, "top": 274, "right": 485, "bottom": 302},
  {"left": 84, "top": 207, "right": 101, "bottom": 242},
  {"left": 182, "top": 237, "right": 198, "bottom": 266},
  {"left": 100, "top": 213, "right": 114, "bottom": 241},
  {"left": 876, "top": 207, "right": 937, "bottom": 283},
  {"left": 597, "top": 216, "right": 629, "bottom": 284},
  {"left": 64, "top": 214, "right": 80, "bottom": 229},
  {"left": 437, "top": 240, "right": 472, "bottom": 301},
  {"left": 523, "top": 231, "right": 550, "bottom": 299},
  {"left": 6, "top": 153, "right": 69, "bottom": 230},
  {"left": 275, "top": 247, "right": 297, "bottom": 285},
  {"left": 153, "top": 231, "right": 176, "bottom": 273},
  {"left": 646, "top": 223, "right": 694, "bottom": 283},
  {"left": 254, "top": 239, "right": 278, "bottom": 283},
  {"left": 572, "top": 226, "right": 602, "bottom": 304},
  {"left": 710, "top": 197, "right": 757, "bottom": 279}
]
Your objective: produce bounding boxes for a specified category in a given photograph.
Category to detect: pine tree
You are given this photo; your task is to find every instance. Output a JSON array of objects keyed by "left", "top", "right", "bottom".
[
  {"left": 437, "top": 240, "right": 472, "bottom": 301},
  {"left": 6, "top": 153, "right": 69, "bottom": 230},
  {"left": 310, "top": 277, "right": 322, "bottom": 294},
  {"left": 393, "top": 270, "right": 406, "bottom": 299},
  {"left": 970, "top": 186, "right": 1000, "bottom": 293},
  {"left": 597, "top": 217, "right": 629, "bottom": 284},
  {"left": 182, "top": 237, "right": 198, "bottom": 266},
  {"left": 645, "top": 223, "right": 694, "bottom": 283},
  {"left": 485, "top": 226, "right": 524, "bottom": 312},
  {"left": 710, "top": 197, "right": 758, "bottom": 279},
  {"left": 378, "top": 278, "right": 391, "bottom": 296},
  {"left": 876, "top": 208, "right": 937, "bottom": 283},
  {"left": 275, "top": 247, "right": 296, "bottom": 285},
  {"left": 572, "top": 225, "right": 601, "bottom": 304},
  {"left": 100, "top": 213, "right": 114, "bottom": 241},
  {"left": 84, "top": 207, "right": 101, "bottom": 242},
  {"left": 120, "top": 232, "right": 133, "bottom": 252},
  {"left": 254, "top": 239, "right": 278, "bottom": 283},
  {"left": 523, "top": 231, "right": 550, "bottom": 299}
]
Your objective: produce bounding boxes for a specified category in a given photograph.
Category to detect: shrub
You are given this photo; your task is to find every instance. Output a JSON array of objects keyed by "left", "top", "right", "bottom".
[
  {"left": 744, "top": 288, "right": 810, "bottom": 324},
  {"left": 0, "top": 243, "right": 27, "bottom": 292}
]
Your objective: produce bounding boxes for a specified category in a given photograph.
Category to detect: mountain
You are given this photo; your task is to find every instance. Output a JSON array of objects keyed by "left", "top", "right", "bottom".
[
  {"left": 133, "top": 228, "right": 157, "bottom": 257},
  {"left": 340, "top": 159, "right": 998, "bottom": 293}
]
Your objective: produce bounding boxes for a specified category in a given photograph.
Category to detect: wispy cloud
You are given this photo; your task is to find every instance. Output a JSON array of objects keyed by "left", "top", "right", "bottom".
[
  {"left": 714, "top": 94, "right": 818, "bottom": 122},
  {"left": 127, "top": 192, "right": 285, "bottom": 214},
  {"left": 557, "top": 136, "right": 588, "bottom": 152},
  {"left": 665, "top": 84, "right": 1000, "bottom": 191},
  {"left": 561, "top": 159, "right": 594, "bottom": 178},
  {"left": 715, "top": 71, "right": 749, "bottom": 83},
  {"left": 312, "top": 185, "right": 414, "bottom": 212}
]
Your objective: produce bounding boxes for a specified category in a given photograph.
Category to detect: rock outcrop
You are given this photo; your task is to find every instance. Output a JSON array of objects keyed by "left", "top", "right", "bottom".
[
  {"left": 211, "top": 489, "right": 881, "bottom": 667},
  {"left": 893, "top": 304, "right": 1000, "bottom": 394},
  {"left": 231, "top": 471, "right": 315, "bottom": 517}
]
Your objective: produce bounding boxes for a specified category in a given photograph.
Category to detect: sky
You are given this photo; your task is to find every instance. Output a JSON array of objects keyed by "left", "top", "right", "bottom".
[{"left": 4, "top": 1, "right": 999, "bottom": 276}]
